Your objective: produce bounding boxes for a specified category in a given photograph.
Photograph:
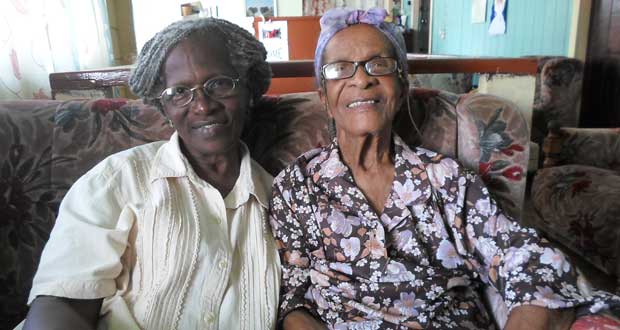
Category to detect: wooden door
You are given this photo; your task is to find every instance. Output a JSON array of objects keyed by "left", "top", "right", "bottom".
[{"left": 580, "top": 0, "right": 620, "bottom": 127}]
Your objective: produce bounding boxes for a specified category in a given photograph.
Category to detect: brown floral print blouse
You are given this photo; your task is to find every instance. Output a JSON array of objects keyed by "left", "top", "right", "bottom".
[{"left": 269, "top": 135, "right": 620, "bottom": 329}]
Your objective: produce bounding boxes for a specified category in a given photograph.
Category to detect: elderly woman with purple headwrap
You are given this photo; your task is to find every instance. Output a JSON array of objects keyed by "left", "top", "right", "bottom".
[{"left": 268, "top": 7, "right": 620, "bottom": 330}]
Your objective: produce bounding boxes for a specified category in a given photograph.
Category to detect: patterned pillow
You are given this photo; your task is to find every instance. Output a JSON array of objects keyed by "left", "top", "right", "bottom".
[{"left": 532, "top": 164, "right": 620, "bottom": 276}]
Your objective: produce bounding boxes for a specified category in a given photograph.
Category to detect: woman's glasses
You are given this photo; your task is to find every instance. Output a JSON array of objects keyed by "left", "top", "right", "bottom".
[
  {"left": 158, "top": 76, "right": 240, "bottom": 108},
  {"left": 321, "top": 57, "right": 399, "bottom": 80}
]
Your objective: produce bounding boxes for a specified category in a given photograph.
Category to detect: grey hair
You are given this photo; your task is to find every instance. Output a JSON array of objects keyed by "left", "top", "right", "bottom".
[{"left": 129, "top": 18, "right": 271, "bottom": 112}]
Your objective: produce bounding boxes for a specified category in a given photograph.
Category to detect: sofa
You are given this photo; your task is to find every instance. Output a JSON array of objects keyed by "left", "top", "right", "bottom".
[
  {"left": 409, "top": 56, "right": 583, "bottom": 172},
  {"left": 0, "top": 86, "right": 534, "bottom": 328},
  {"left": 3, "top": 87, "right": 619, "bottom": 329},
  {"left": 532, "top": 123, "right": 620, "bottom": 292},
  {"left": 529, "top": 56, "right": 584, "bottom": 168}
]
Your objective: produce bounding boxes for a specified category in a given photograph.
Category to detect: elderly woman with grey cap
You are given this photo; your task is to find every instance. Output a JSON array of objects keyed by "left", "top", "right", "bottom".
[
  {"left": 21, "top": 18, "right": 280, "bottom": 330},
  {"left": 269, "top": 7, "right": 620, "bottom": 330}
]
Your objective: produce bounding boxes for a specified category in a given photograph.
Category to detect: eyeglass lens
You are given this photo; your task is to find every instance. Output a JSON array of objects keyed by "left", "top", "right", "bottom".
[
  {"left": 161, "top": 77, "right": 237, "bottom": 107},
  {"left": 323, "top": 58, "right": 397, "bottom": 80}
]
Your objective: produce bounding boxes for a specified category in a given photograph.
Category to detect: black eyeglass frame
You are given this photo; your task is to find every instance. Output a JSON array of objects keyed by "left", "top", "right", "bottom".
[
  {"left": 321, "top": 57, "right": 401, "bottom": 81},
  {"left": 157, "top": 76, "right": 241, "bottom": 108}
]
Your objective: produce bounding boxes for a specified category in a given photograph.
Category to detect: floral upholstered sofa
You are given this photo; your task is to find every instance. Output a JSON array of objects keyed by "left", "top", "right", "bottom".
[
  {"left": 528, "top": 56, "right": 584, "bottom": 169},
  {"left": 0, "top": 87, "right": 536, "bottom": 329},
  {"left": 533, "top": 124, "right": 620, "bottom": 292}
]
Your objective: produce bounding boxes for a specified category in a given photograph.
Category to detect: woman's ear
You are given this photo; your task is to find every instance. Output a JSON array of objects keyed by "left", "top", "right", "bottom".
[
  {"left": 318, "top": 87, "right": 333, "bottom": 118},
  {"left": 398, "top": 74, "right": 409, "bottom": 110}
]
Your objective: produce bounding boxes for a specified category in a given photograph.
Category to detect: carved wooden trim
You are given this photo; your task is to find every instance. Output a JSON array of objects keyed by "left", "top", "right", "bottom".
[{"left": 49, "top": 58, "right": 538, "bottom": 98}]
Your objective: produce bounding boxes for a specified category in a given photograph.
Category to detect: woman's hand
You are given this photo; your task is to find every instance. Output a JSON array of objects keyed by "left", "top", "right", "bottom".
[
  {"left": 505, "top": 305, "right": 575, "bottom": 330},
  {"left": 282, "top": 309, "right": 329, "bottom": 330}
]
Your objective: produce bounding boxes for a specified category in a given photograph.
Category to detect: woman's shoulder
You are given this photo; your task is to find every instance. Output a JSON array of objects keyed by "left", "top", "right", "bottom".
[
  {"left": 273, "top": 146, "right": 327, "bottom": 187},
  {"left": 411, "top": 146, "right": 461, "bottom": 166},
  {"left": 395, "top": 137, "right": 475, "bottom": 186},
  {"left": 394, "top": 135, "right": 462, "bottom": 168},
  {"left": 81, "top": 141, "right": 167, "bottom": 183}
]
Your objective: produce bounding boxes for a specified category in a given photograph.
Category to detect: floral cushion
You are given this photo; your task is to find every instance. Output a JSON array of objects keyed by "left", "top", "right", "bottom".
[
  {"left": 532, "top": 164, "right": 620, "bottom": 276},
  {"left": 457, "top": 92, "right": 529, "bottom": 218},
  {"left": 0, "top": 100, "right": 62, "bottom": 328},
  {"left": 552, "top": 128, "right": 620, "bottom": 172},
  {"left": 396, "top": 90, "right": 529, "bottom": 218},
  {"left": 530, "top": 56, "right": 583, "bottom": 146},
  {"left": 571, "top": 314, "right": 620, "bottom": 330},
  {"left": 0, "top": 99, "right": 172, "bottom": 328}
]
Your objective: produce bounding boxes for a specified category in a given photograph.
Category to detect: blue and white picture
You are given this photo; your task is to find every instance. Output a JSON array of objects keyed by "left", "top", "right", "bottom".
[
  {"left": 246, "top": 0, "right": 276, "bottom": 18},
  {"left": 488, "top": 0, "right": 507, "bottom": 35}
]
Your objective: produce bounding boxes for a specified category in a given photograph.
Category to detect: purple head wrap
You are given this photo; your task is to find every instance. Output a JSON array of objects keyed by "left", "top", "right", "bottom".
[{"left": 314, "top": 7, "right": 408, "bottom": 85}]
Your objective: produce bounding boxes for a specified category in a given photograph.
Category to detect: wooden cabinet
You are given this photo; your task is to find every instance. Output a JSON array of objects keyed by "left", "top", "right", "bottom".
[{"left": 253, "top": 16, "right": 321, "bottom": 60}]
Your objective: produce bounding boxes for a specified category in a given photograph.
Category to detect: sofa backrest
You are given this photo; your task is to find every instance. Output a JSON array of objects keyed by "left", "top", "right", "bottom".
[
  {"left": 528, "top": 56, "right": 584, "bottom": 145},
  {"left": 0, "top": 87, "right": 528, "bottom": 328}
]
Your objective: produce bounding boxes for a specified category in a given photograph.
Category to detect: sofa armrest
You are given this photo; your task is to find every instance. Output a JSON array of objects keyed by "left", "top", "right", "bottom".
[{"left": 542, "top": 121, "right": 620, "bottom": 171}]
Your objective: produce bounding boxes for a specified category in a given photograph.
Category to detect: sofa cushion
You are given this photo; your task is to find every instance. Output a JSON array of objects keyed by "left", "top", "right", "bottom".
[
  {"left": 244, "top": 92, "right": 329, "bottom": 176},
  {"left": 0, "top": 100, "right": 63, "bottom": 327},
  {"left": 51, "top": 99, "right": 173, "bottom": 187},
  {"left": 457, "top": 93, "right": 529, "bottom": 218},
  {"left": 553, "top": 127, "right": 620, "bottom": 173},
  {"left": 529, "top": 56, "right": 583, "bottom": 146},
  {"left": 532, "top": 164, "right": 620, "bottom": 276}
]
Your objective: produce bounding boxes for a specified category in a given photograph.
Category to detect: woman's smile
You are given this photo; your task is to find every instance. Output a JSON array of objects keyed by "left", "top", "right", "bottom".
[
  {"left": 191, "top": 119, "right": 229, "bottom": 138},
  {"left": 346, "top": 98, "right": 380, "bottom": 109}
]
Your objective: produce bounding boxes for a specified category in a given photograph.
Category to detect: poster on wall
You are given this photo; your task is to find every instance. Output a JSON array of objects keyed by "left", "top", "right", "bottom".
[
  {"left": 258, "top": 20, "right": 289, "bottom": 61},
  {"left": 488, "top": 0, "right": 507, "bottom": 35},
  {"left": 246, "top": 0, "right": 276, "bottom": 18},
  {"left": 471, "top": 0, "right": 487, "bottom": 23}
]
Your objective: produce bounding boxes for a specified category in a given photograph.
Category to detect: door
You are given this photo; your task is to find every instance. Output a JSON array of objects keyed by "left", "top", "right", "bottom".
[{"left": 580, "top": 0, "right": 620, "bottom": 127}]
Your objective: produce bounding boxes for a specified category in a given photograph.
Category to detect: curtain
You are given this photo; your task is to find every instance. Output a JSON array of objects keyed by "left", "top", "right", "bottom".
[{"left": 0, "top": 0, "right": 114, "bottom": 100}]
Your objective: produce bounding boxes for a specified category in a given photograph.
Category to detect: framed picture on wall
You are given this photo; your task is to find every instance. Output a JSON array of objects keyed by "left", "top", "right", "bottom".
[
  {"left": 489, "top": 0, "right": 508, "bottom": 35},
  {"left": 471, "top": 0, "right": 487, "bottom": 23},
  {"left": 246, "top": 0, "right": 277, "bottom": 18}
]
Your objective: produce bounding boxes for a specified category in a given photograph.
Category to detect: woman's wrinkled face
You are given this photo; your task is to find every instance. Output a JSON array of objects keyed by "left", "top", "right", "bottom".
[
  {"left": 161, "top": 36, "right": 249, "bottom": 158},
  {"left": 319, "top": 24, "right": 405, "bottom": 138}
]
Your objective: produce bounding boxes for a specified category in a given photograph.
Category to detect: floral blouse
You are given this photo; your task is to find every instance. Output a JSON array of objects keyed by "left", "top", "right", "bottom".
[{"left": 269, "top": 135, "right": 620, "bottom": 329}]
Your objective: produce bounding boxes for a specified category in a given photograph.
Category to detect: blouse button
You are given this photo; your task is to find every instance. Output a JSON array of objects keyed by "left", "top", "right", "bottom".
[
  {"left": 204, "top": 312, "right": 216, "bottom": 323},
  {"left": 218, "top": 259, "right": 227, "bottom": 270}
]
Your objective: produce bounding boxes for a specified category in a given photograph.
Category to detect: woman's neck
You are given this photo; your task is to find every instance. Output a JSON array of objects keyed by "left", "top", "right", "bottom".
[
  {"left": 338, "top": 128, "right": 393, "bottom": 171},
  {"left": 337, "top": 127, "right": 395, "bottom": 214},
  {"left": 181, "top": 142, "right": 241, "bottom": 196}
]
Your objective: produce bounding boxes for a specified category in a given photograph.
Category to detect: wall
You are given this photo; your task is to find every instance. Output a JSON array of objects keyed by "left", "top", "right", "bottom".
[
  {"left": 278, "top": 1, "right": 303, "bottom": 16},
  {"left": 568, "top": 0, "right": 592, "bottom": 61},
  {"left": 431, "top": 0, "right": 573, "bottom": 57},
  {"left": 132, "top": 0, "right": 303, "bottom": 51},
  {"left": 132, "top": 0, "right": 252, "bottom": 50},
  {"left": 107, "top": 0, "right": 137, "bottom": 65}
]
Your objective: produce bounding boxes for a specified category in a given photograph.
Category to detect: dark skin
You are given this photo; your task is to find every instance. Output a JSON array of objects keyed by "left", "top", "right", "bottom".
[
  {"left": 24, "top": 34, "right": 250, "bottom": 329},
  {"left": 161, "top": 35, "right": 249, "bottom": 195},
  {"left": 286, "top": 24, "right": 576, "bottom": 330},
  {"left": 319, "top": 25, "right": 402, "bottom": 215},
  {"left": 24, "top": 296, "right": 102, "bottom": 330},
  {"left": 284, "top": 23, "right": 403, "bottom": 330}
]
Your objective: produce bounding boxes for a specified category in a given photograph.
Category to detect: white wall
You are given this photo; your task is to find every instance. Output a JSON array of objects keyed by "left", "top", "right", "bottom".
[
  {"left": 133, "top": 0, "right": 248, "bottom": 51},
  {"left": 278, "top": 1, "right": 302, "bottom": 16}
]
